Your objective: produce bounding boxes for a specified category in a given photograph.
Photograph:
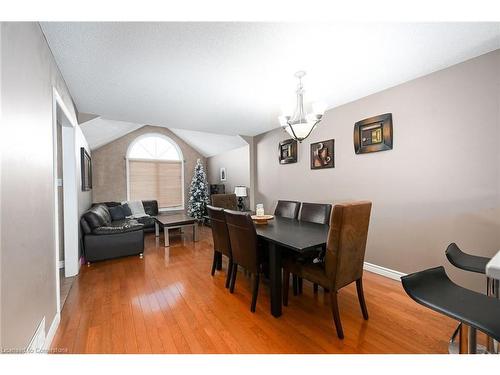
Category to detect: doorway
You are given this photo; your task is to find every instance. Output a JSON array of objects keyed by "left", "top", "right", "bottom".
[{"left": 53, "top": 88, "right": 79, "bottom": 314}]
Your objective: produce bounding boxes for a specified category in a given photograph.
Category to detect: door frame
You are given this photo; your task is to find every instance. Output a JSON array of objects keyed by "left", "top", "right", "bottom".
[{"left": 52, "top": 87, "right": 79, "bottom": 315}]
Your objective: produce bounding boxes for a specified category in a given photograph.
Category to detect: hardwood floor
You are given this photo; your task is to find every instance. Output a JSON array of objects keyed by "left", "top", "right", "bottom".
[{"left": 51, "top": 225, "right": 459, "bottom": 354}]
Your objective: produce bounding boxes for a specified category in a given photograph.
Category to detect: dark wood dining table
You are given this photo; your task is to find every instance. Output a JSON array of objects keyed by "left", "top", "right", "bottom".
[{"left": 255, "top": 216, "right": 329, "bottom": 318}]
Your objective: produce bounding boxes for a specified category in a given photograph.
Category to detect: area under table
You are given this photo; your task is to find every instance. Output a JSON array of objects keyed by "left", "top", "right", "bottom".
[{"left": 154, "top": 213, "right": 198, "bottom": 247}]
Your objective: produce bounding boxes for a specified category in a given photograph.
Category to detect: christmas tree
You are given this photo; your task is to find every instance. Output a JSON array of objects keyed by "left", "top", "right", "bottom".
[{"left": 187, "top": 159, "right": 210, "bottom": 220}]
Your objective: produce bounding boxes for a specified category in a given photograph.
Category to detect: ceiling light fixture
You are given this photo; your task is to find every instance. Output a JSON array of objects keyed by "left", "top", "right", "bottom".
[{"left": 278, "top": 71, "right": 324, "bottom": 142}]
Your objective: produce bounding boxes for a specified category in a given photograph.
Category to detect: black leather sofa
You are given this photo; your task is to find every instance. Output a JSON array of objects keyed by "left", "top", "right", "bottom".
[{"left": 80, "top": 204, "right": 145, "bottom": 263}]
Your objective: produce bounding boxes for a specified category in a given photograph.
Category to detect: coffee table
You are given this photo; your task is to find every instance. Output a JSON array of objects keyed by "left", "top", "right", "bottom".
[{"left": 154, "top": 213, "right": 198, "bottom": 247}]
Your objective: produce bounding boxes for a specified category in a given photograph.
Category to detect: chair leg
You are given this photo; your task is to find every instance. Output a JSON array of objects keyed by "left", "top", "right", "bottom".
[
  {"left": 330, "top": 291, "right": 344, "bottom": 339},
  {"left": 292, "top": 275, "right": 298, "bottom": 296},
  {"left": 356, "top": 278, "right": 369, "bottom": 320},
  {"left": 313, "top": 283, "right": 318, "bottom": 293},
  {"left": 216, "top": 252, "right": 223, "bottom": 270},
  {"left": 225, "top": 259, "right": 233, "bottom": 289},
  {"left": 282, "top": 270, "right": 290, "bottom": 306},
  {"left": 211, "top": 252, "right": 218, "bottom": 276},
  {"left": 229, "top": 263, "right": 237, "bottom": 293},
  {"left": 298, "top": 277, "right": 303, "bottom": 294},
  {"left": 251, "top": 273, "right": 260, "bottom": 312}
]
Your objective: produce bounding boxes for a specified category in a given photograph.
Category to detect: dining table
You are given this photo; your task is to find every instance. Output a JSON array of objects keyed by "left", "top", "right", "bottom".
[{"left": 255, "top": 216, "right": 330, "bottom": 317}]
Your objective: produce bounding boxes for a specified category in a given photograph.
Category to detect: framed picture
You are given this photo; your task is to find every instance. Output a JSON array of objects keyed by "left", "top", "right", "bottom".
[
  {"left": 354, "top": 113, "right": 393, "bottom": 154},
  {"left": 80, "top": 147, "right": 92, "bottom": 191},
  {"left": 278, "top": 138, "right": 298, "bottom": 164},
  {"left": 220, "top": 167, "right": 227, "bottom": 182},
  {"left": 310, "top": 139, "right": 335, "bottom": 169}
]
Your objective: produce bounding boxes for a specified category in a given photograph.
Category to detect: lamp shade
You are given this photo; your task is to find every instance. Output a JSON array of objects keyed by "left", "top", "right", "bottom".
[{"left": 234, "top": 186, "right": 247, "bottom": 197}]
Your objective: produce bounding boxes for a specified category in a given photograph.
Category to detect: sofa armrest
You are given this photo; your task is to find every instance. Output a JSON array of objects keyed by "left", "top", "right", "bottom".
[{"left": 92, "top": 222, "right": 144, "bottom": 235}]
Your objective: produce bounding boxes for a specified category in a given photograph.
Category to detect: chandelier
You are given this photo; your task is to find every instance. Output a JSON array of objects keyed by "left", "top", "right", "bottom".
[{"left": 278, "top": 71, "right": 324, "bottom": 142}]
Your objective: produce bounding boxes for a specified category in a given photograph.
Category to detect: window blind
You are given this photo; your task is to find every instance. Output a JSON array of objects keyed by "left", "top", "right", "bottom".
[{"left": 129, "top": 160, "right": 183, "bottom": 208}]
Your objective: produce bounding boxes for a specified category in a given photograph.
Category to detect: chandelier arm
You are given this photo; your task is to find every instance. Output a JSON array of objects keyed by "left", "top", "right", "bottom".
[{"left": 286, "top": 121, "right": 301, "bottom": 142}]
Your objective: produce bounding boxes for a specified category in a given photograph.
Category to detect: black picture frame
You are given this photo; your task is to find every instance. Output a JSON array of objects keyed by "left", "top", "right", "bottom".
[
  {"left": 80, "top": 147, "right": 92, "bottom": 191},
  {"left": 278, "top": 139, "right": 298, "bottom": 164},
  {"left": 310, "top": 139, "right": 335, "bottom": 169},
  {"left": 354, "top": 113, "right": 393, "bottom": 154}
]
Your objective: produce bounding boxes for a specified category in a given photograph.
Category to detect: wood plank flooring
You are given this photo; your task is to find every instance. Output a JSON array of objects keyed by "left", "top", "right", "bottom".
[{"left": 51, "top": 225, "right": 459, "bottom": 354}]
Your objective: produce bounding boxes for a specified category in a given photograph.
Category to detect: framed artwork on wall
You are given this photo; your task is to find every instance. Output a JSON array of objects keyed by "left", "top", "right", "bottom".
[
  {"left": 354, "top": 113, "right": 393, "bottom": 154},
  {"left": 310, "top": 139, "right": 335, "bottom": 169},
  {"left": 278, "top": 138, "right": 298, "bottom": 164},
  {"left": 81, "top": 147, "right": 92, "bottom": 191},
  {"left": 220, "top": 167, "right": 227, "bottom": 182}
]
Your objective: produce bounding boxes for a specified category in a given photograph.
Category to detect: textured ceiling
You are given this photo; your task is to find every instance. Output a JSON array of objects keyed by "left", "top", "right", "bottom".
[{"left": 41, "top": 22, "right": 500, "bottom": 136}]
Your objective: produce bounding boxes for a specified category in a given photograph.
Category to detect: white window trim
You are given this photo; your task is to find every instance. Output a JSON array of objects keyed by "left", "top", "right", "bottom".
[{"left": 126, "top": 133, "right": 185, "bottom": 211}]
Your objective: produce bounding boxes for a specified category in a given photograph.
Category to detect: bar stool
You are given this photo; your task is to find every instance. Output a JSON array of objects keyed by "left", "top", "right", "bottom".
[
  {"left": 445, "top": 243, "right": 495, "bottom": 353},
  {"left": 401, "top": 266, "right": 500, "bottom": 354}
]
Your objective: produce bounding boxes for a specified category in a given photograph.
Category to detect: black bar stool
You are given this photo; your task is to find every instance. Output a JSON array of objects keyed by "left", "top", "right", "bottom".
[
  {"left": 445, "top": 243, "right": 495, "bottom": 353},
  {"left": 401, "top": 266, "right": 500, "bottom": 354}
]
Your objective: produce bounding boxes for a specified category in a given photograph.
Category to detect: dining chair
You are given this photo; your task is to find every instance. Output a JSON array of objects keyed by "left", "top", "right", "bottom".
[
  {"left": 274, "top": 200, "right": 301, "bottom": 219},
  {"left": 299, "top": 202, "right": 332, "bottom": 224},
  {"left": 211, "top": 193, "right": 238, "bottom": 210},
  {"left": 224, "top": 209, "right": 262, "bottom": 312},
  {"left": 295, "top": 202, "right": 333, "bottom": 293},
  {"left": 206, "top": 205, "right": 233, "bottom": 288},
  {"left": 283, "top": 201, "right": 372, "bottom": 339}
]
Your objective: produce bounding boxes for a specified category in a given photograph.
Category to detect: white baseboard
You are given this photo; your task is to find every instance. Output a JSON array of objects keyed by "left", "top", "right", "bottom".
[
  {"left": 363, "top": 262, "right": 406, "bottom": 281},
  {"left": 43, "top": 313, "right": 60, "bottom": 352}
]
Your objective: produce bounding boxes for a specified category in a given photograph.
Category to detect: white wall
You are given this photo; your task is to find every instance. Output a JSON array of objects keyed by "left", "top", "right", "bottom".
[
  {"left": 0, "top": 22, "right": 89, "bottom": 350},
  {"left": 207, "top": 145, "right": 251, "bottom": 208},
  {"left": 254, "top": 50, "right": 500, "bottom": 292}
]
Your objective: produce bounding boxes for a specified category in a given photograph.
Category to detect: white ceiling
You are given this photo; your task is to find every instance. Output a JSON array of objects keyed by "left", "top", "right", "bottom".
[
  {"left": 80, "top": 116, "right": 248, "bottom": 156},
  {"left": 41, "top": 22, "right": 500, "bottom": 136},
  {"left": 78, "top": 117, "right": 143, "bottom": 149}
]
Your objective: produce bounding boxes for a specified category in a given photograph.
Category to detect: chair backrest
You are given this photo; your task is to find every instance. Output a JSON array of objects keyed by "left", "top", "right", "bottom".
[
  {"left": 445, "top": 243, "right": 489, "bottom": 274},
  {"left": 274, "top": 200, "right": 301, "bottom": 219},
  {"left": 299, "top": 202, "right": 332, "bottom": 225},
  {"left": 325, "top": 201, "right": 372, "bottom": 289},
  {"left": 224, "top": 209, "right": 260, "bottom": 273},
  {"left": 206, "top": 205, "right": 232, "bottom": 258},
  {"left": 211, "top": 193, "right": 238, "bottom": 210}
]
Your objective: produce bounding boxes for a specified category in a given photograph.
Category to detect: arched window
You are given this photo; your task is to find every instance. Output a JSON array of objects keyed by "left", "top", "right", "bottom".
[{"left": 127, "top": 133, "right": 184, "bottom": 210}]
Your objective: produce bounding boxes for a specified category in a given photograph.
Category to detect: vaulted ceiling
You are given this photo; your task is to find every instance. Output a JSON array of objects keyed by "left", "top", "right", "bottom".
[
  {"left": 41, "top": 22, "right": 500, "bottom": 136},
  {"left": 79, "top": 116, "right": 248, "bottom": 156}
]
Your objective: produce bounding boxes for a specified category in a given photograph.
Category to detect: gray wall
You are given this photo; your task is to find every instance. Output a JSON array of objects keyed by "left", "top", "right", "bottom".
[
  {"left": 91, "top": 125, "right": 206, "bottom": 207},
  {"left": 255, "top": 50, "right": 500, "bottom": 292},
  {"left": 207, "top": 145, "right": 251, "bottom": 208},
  {"left": 0, "top": 23, "right": 82, "bottom": 349}
]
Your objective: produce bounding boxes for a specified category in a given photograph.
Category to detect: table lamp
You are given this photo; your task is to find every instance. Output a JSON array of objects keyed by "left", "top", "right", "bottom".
[{"left": 234, "top": 186, "right": 247, "bottom": 211}]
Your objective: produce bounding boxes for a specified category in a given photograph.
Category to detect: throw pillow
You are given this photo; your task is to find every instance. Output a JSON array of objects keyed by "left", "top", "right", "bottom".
[
  {"left": 109, "top": 205, "right": 126, "bottom": 221},
  {"left": 121, "top": 203, "right": 133, "bottom": 217},
  {"left": 124, "top": 200, "right": 148, "bottom": 218}
]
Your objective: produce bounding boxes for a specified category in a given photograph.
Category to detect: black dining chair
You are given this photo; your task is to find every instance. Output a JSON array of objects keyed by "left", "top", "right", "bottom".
[
  {"left": 299, "top": 202, "right": 332, "bottom": 225},
  {"left": 224, "top": 209, "right": 263, "bottom": 312},
  {"left": 207, "top": 205, "right": 233, "bottom": 288},
  {"left": 274, "top": 200, "right": 301, "bottom": 219},
  {"left": 295, "top": 202, "right": 333, "bottom": 293}
]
